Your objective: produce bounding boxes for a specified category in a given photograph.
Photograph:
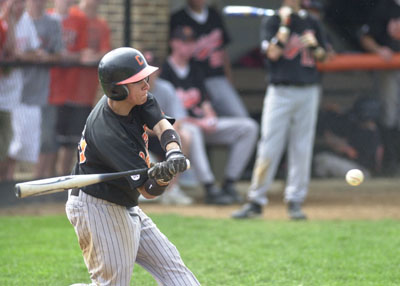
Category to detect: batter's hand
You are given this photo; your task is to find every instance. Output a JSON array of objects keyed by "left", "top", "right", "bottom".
[
  {"left": 166, "top": 149, "right": 188, "bottom": 174},
  {"left": 148, "top": 161, "right": 174, "bottom": 182},
  {"left": 300, "top": 32, "right": 318, "bottom": 48}
]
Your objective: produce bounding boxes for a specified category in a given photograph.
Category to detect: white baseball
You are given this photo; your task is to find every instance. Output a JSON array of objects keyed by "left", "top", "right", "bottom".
[{"left": 345, "top": 169, "right": 364, "bottom": 186}]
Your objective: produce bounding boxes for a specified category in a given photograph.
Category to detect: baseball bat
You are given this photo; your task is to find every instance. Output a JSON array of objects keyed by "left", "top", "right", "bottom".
[
  {"left": 222, "top": 6, "right": 276, "bottom": 17},
  {"left": 15, "top": 159, "right": 190, "bottom": 198}
]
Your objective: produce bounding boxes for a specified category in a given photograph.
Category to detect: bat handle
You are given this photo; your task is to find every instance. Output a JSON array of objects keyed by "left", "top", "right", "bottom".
[
  {"left": 185, "top": 159, "right": 191, "bottom": 170},
  {"left": 15, "top": 185, "right": 21, "bottom": 198}
]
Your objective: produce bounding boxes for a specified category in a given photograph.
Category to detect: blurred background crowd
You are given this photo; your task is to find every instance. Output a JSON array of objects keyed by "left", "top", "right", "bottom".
[{"left": 1, "top": 0, "right": 400, "bottom": 205}]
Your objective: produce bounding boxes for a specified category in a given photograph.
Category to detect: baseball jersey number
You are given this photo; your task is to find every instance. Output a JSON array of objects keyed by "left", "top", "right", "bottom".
[{"left": 78, "top": 137, "right": 87, "bottom": 164}]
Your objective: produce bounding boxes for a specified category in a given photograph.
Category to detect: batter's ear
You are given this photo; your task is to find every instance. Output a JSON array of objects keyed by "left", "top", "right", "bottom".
[{"left": 110, "top": 85, "right": 129, "bottom": 101}]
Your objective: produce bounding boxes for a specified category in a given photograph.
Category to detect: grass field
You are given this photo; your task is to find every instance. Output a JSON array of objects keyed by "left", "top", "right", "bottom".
[{"left": 0, "top": 214, "right": 399, "bottom": 286}]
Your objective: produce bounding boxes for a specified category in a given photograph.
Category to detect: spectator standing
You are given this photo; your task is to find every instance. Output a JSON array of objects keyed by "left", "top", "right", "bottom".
[
  {"left": 232, "top": 0, "right": 328, "bottom": 220},
  {"left": 360, "top": 0, "right": 400, "bottom": 174},
  {"left": 70, "top": 0, "right": 111, "bottom": 102},
  {"left": 170, "top": 0, "right": 250, "bottom": 118},
  {"left": 37, "top": 0, "right": 88, "bottom": 177},
  {"left": 0, "top": 0, "right": 41, "bottom": 180},
  {"left": 0, "top": 0, "right": 17, "bottom": 180},
  {"left": 160, "top": 26, "right": 258, "bottom": 205},
  {"left": 53, "top": 0, "right": 110, "bottom": 176},
  {"left": 5, "top": 0, "right": 63, "bottom": 180}
]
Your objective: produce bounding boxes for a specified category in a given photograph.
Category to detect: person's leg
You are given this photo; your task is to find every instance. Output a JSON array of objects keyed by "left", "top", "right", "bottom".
[
  {"left": 183, "top": 123, "right": 215, "bottom": 184},
  {"left": 56, "top": 105, "right": 91, "bottom": 175},
  {"left": 285, "top": 86, "right": 320, "bottom": 204},
  {"left": 66, "top": 192, "right": 138, "bottom": 286},
  {"left": 204, "top": 117, "right": 258, "bottom": 201},
  {"left": 204, "top": 76, "right": 249, "bottom": 117},
  {"left": 35, "top": 104, "right": 59, "bottom": 178},
  {"left": 247, "top": 86, "right": 292, "bottom": 206},
  {"left": 232, "top": 86, "right": 292, "bottom": 218},
  {"left": 7, "top": 103, "right": 41, "bottom": 180},
  {"left": 205, "top": 117, "right": 258, "bottom": 181},
  {"left": 0, "top": 110, "right": 12, "bottom": 181},
  {"left": 183, "top": 122, "right": 233, "bottom": 204},
  {"left": 313, "top": 152, "right": 371, "bottom": 178},
  {"left": 135, "top": 207, "right": 200, "bottom": 286}
]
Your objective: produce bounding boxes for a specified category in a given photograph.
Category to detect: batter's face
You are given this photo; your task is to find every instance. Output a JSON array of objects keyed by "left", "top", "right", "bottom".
[
  {"left": 283, "top": 0, "right": 301, "bottom": 10},
  {"left": 126, "top": 77, "right": 150, "bottom": 106}
]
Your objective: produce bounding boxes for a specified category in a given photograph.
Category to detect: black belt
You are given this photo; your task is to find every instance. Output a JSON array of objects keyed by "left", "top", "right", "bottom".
[{"left": 70, "top": 188, "right": 80, "bottom": 196}]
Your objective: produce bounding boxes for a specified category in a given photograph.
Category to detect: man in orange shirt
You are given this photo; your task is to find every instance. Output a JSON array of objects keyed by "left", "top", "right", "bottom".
[
  {"left": 51, "top": 0, "right": 110, "bottom": 176},
  {"left": 35, "top": 0, "right": 88, "bottom": 178},
  {"left": 71, "top": 0, "right": 111, "bottom": 105}
]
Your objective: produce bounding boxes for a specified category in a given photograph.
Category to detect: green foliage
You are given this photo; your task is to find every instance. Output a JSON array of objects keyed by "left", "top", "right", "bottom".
[{"left": 0, "top": 215, "right": 399, "bottom": 286}]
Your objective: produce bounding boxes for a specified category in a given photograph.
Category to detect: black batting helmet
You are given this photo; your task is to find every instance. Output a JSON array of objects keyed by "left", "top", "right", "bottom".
[{"left": 98, "top": 47, "right": 159, "bottom": 101}]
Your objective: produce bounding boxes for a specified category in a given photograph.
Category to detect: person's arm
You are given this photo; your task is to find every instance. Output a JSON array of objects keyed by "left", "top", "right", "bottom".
[
  {"left": 324, "top": 130, "right": 358, "bottom": 159},
  {"left": 360, "top": 34, "right": 393, "bottom": 61},
  {"left": 152, "top": 119, "right": 180, "bottom": 152},
  {"left": 137, "top": 178, "right": 169, "bottom": 199},
  {"left": 300, "top": 31, "right": 326, "bottom": 62},
  {"left": 266, "top": 7, "right": 292, "bottom": 61}
]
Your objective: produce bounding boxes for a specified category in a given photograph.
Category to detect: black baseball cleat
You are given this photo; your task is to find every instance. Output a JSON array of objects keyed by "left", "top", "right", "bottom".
[
  {"left": 231, "top": 202, "right": 262, "bottom": 219},
  {"left": 204, "top": 185, "right": 234, "bottom": 205},
  {"left": 287, "top": 201, "right": 307, "bottom": 220}
]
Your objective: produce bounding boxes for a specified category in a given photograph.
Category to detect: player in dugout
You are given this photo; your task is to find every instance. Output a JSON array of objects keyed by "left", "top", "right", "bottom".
[{"left": 66, "top": 47, "right": 200, "bottom": 286}]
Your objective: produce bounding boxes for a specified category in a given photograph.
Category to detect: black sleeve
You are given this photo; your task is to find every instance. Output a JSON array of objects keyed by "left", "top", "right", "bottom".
[
  {"left": 313, "top": 17, "right": 328, "bottom": 49},
  {"left": 139, "top": 93, "right": 166, "bottom": 129},
  {"left": 209, "top": 7, "right": 231, "bottom": 47},
  {"left": 262, "top": 15, "right": 280, "bottom": 42}
]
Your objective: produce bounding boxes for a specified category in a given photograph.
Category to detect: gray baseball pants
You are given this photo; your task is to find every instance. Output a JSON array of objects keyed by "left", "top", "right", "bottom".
[
  {"left": 248, "top": 84, "right": 320, "bottom": 205},
  {"left": 204, "top": 76, "right": 249, "bottom": 118},
  {"left": 183, "top": 117, "right": 258, "bottom": 184},
  {"left": 66, "top": 191, "right": 200, "bottom": 286}
]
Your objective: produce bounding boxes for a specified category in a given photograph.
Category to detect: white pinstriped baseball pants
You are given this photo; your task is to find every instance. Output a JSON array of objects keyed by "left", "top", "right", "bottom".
[{"left": 66, "top": 191, "right": 200, "bottom": 286}]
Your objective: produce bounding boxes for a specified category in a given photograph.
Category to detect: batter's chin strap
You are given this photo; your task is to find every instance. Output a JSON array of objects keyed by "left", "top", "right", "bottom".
[{"left": 160, "top": 129, "right": 182, "bottom": 151}]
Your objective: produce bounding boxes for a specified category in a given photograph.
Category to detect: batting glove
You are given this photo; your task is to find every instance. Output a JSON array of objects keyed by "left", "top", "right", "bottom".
[
  {"left": 166, "top": 148, "right": 188, "bottom": 175},
  {"left": 148, "top": 161, "right": 174, "bottom": 182}
]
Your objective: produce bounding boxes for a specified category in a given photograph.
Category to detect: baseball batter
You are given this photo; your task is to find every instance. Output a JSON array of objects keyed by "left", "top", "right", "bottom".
[
  {"left": 233, "top": 0, "right": 328, "bottom": 220},
  {"left": 66, "top": 47, "right": 200, "bottom": 286}
]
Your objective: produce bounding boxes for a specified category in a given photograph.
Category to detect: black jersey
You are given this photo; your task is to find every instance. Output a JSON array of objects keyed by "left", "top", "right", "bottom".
[
  {"left": 73, "top": 94, "right": 165, "bottom": 207},
  {"left": 262, "top": 12, "right": 327, "bottom": 85},
  {"left": 160, "top": 60, "right": 208, "bottom": 118},
  {"left": 362, "top": 0, "right": 400, "bottom": 52},
  {"left": 170, "top": 6, "right": 230, "bottom": 78}
]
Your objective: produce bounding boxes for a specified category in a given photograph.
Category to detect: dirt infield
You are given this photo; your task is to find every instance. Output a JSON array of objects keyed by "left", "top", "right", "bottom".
[{"left": 2, "top": 178, "right": 400, "bottom": 220}]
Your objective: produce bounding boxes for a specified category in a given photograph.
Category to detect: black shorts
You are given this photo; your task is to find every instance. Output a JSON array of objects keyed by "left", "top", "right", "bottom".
[{"left": 56, "top": 104, "right": 92, "bottom": 147}]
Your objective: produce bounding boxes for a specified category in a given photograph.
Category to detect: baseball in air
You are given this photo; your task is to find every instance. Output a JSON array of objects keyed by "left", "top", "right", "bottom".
[{"left": 345, "top": 169, "right": 364, "bottom": 186}]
